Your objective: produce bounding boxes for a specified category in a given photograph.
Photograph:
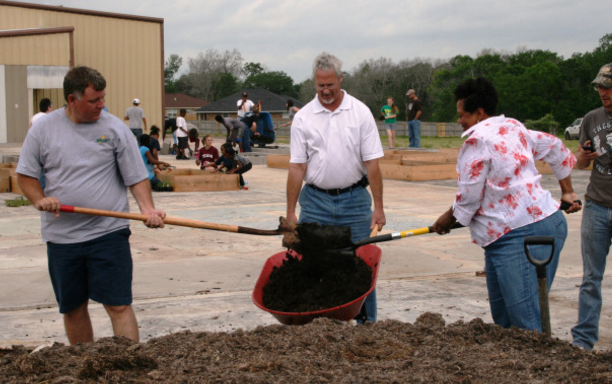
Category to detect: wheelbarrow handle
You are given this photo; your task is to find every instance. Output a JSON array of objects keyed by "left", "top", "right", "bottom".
[{"left": 524, "top": 236, "right": 555, "bottom": 278}]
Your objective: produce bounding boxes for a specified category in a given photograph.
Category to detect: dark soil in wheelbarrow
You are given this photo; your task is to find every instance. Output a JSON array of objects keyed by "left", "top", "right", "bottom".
[
  {"left": 2, "top": 313, "right": 611, "bottom": 383},
  {"left": 262, "top": 250, "right": 372, "bottom": 312}
]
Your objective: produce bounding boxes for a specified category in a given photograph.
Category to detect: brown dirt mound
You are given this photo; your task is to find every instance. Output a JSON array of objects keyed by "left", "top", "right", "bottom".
[{"left": 1, "top": 313, "right": 611, "bottom": 383}]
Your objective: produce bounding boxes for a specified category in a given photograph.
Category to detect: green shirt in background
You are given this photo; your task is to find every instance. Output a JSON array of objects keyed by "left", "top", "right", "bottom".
[{"left": 381, "top": 105, "right": 397, "bottom": 124}]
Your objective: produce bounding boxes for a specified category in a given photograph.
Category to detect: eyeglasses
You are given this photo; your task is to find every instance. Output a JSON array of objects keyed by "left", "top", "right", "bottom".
[{"left": 594, "top": 84, "right": 612, "bottom": 91}]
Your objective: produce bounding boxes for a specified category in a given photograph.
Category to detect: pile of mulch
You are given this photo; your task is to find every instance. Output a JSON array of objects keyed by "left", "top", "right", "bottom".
[
  {"left": 263, "top": 221, "right": 372, "bottom": 313},
  {"left": 262, "top": 250, "right": 372, "bottom": 313},
  {"left": 2, "top": 313, "right": 611, "bottom": 383}
]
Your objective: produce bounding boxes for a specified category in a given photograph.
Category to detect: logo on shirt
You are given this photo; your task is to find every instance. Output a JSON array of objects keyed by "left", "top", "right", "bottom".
[{"left": 96, "top": 136, "right": 110, "bottom": 144}]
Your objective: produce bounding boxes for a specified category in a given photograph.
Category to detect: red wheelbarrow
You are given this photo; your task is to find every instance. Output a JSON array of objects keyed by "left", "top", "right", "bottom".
[{"left": 252, "top": 244, "right": 382, "bottom": 325}]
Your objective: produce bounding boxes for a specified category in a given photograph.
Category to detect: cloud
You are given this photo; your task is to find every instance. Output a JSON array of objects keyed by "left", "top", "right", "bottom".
[{"left": 18, "top": 0, "right": 612, "bottom": 83}]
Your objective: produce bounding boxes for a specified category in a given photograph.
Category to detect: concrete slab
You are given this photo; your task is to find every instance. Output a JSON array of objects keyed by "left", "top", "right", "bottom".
[{"left": 1, "top": 139, "right": 611, "bottom": 352}]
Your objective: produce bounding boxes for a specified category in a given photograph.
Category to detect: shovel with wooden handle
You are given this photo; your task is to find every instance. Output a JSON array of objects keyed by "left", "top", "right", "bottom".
[{"left": 59, "top": 205, "right": 292, "bottom": 236}]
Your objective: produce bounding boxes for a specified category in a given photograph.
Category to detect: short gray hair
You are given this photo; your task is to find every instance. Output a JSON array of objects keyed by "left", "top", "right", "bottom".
[{"left": 312, "top": 52, "right": 343, "bottom": 79}]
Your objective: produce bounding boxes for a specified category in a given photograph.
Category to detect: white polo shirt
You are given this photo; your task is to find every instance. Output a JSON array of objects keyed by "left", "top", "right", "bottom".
[{"left": 290, "top": 90, "right": 384, "bottom": 189}]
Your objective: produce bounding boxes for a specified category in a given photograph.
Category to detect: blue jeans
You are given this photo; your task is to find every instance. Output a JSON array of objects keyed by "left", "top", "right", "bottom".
[
  {"left": 484, "top": 210, "right": 566, "bottom": 332},
  {"left": 408, "top": 120, "right": 421, "bottom": 148},
  {"left": 240, "top": 119, "right": 252, "bottom": 152},
  {"left": 131, "top": 128, "right": 143, "bottom": 144},
  {"left": 571, "top": 200, "right": 612, "bottom": 350},
  {"left": 298, "top": 184, "right": 377, "bottom": 323}
]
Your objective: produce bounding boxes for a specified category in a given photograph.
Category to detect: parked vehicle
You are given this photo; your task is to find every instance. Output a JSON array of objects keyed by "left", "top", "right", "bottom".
[{"left": 564, "top": 118, "right": 583, "bottom": 140}]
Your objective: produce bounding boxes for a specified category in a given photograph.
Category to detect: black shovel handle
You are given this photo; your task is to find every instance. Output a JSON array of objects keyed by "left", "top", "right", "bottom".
[
  {"left": 524, "top": 236, "right": 555, "bottom": 278},
  {"left": 559, "top": 200, "right": 581, "bottom": 211}
]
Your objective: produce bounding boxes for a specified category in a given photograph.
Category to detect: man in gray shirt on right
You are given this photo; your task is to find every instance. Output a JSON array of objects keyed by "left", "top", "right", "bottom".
[
  {"left": 571, "top": 63, "right": 612, "bottom": 351},
  {"left": 125, "top": 98, "right": 147, "bottom": 143}
]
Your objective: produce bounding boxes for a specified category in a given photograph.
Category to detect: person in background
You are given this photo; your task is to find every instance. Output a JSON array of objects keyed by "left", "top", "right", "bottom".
[
  {"left": 237, "top": 91, "right": 254, "bottom": 120},
  {"left": 213, "top": 142, "right": 235, "bottom": 173},
  {"left": 381, "top": 97, "right": 399, "bottom": 149},
  {"left": 286, "top": 52, "right": 386, "bottom": 324},
  {"left": 571, "top": 63, "right": 612, "bottom": 351},
  {"left": 406, "top": 89, "right": 422, "bottom": 148},
  {"left": 30, "top": 98, "right": 53, "bottom": 128},
  {"left": 175, "top": 109, "right": 189, "bottom": 160},
  {"left": 226, "top": 147, "right": 252, "bottom": 188},
  {"left": 164, "top": 117, "right": 177, "bottom": 154},
  {"left": 187, "top": 128, "right": 200, "bottom": 158},
  {"left": 139, "top": 134, "right": 170, "bottom": 190},
  {"left": 29, "top": 98, "right": 54, "bottom": 189},
  {"left": 124, "top": 98, "right": 147, "bottom": 143},
  {"left": 278, "top": 99, "right": 300, "bottom": 129},
  {"left": 16, "top": 66, "right": 166, "bottom": 345},
  {"left": 195, "top": 135, "right": 219, "bottom": 171},
  {"left": 215, "top": 114, "right": 245, "bottom": 152},
  {"left": 433, "top": 77, "right": 581, "bottom": 333},
  {"left": 149, "top": 126, "right": 162, "bottom": 162}
]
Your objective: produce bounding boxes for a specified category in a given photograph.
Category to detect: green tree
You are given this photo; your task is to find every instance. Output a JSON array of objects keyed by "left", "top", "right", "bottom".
[
  {"left": 214, "top": 72, "right": 239, "bottom": 99},
  {"left": 243, "top": 62, "right": 265, "bottom": 79},
  {"left": 164, "top": 54, "right": 183, "bottom": 87},
  {"left": 244, "top": 71, "right": 298, "bottom": 97}
]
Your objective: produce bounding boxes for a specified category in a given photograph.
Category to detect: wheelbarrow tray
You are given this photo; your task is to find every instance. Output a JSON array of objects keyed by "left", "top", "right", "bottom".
[{"left": 252, "top": 244, "right": 382, "bottom": 325}]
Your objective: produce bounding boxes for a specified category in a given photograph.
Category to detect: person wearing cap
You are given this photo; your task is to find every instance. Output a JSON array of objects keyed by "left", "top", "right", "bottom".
[
  {"left": 286, "top": 52, "right": 386, "bottom": 324},
  {"left": 237, "top": 91, "right": 255, "bottom": 119},
  {"left": 237, "top": 92, "right": 255, "bottom": 152},
  {"left": 124, "top": 98, "right": 147, "bottom": 143},
  {"left": 405, "top": 89, "right": 422, "bottom": 148},
  {"left": 571, "top": 63, "right": 612, "bottom": 351}
]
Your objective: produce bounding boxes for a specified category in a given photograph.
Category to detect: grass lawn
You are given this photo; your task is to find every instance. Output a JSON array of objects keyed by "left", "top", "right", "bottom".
[
  {"left": 275, "top": 134, "right": 580, "bottom": 152},
  {"left": 205, "top": 128, "right": 580, "bottom": 154}
]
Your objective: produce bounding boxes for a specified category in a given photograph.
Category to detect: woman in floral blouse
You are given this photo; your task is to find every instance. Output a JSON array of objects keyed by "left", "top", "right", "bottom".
[{"left": 433, "top": 77, "right": 582, "bottom": 332}]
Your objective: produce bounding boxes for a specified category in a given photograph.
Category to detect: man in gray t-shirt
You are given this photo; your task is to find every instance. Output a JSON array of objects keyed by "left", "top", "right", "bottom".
[
  {"left": 124, "top": 98, "right": 147, "bottom": 143},
  {"left": 215, "top": 114, "right": 246, "bottom": 152},
  {"left": 17, "top": 66, "right": 166, "bottom": 346},
  {"left": 571, "top": 63, "right": 612, "bottom": 351}
]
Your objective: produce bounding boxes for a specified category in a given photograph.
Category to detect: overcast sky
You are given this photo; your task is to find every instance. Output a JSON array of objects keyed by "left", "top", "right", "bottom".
[{"left": 21, "top": 0, "right": 612, "bottom": 83}]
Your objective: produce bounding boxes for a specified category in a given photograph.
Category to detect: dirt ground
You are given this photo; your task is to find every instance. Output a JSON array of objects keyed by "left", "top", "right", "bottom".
[{"left": 1, "top": 313, "right": 611, "bottom": 384}]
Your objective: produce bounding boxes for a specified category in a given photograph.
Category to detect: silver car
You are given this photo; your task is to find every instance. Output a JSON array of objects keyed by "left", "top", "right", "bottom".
[{"left": 564, "top": 118, "right": 583, "bottom": 140}]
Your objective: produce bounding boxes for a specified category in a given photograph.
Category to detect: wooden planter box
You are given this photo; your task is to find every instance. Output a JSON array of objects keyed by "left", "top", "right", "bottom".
[
  {"left": 267, "top": 154, "right": 290, "bottom": 169},
  {"left": 156, "top": 169, "right": 240, "bottom": 192},
  {"left": 0, "top": 163, "right": 18, "bottom": 193},
  {"left": 265, "top": 151, "right": 580, "bottom": 181}
]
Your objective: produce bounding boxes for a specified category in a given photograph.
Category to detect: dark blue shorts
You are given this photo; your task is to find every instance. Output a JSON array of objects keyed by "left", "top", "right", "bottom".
[{"left": 47, "top": 227, "right": 133, "bottom": 313}]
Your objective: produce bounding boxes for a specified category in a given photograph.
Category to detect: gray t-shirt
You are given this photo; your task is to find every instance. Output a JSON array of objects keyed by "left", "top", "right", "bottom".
[
  {"left": 579, "top": 106, "right": 612, "bottom": 206},
  {"left": 222, "top": 117, "right": 245, "bottom": 139},
  {"left": 17, "top": 108, "right": 149, "bottom": 243},
  {"left": 235, "top": 154, "right": 251, "bottom": 167},
  {"left": 125, "top": 106, "right": 145, "bottom": 128}
]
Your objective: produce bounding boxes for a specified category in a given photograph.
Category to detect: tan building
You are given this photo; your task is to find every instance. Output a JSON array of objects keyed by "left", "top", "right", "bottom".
[{"left": 0, "top": 1, "right": 164, "bottom": 143}]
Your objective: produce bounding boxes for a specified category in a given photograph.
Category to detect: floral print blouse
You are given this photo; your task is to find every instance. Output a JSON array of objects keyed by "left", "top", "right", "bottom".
[{"left": 452, "top": 115, "right": 576, "bottom": 247}]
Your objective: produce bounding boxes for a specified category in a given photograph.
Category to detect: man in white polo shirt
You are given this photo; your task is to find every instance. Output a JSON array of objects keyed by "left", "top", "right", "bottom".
[{"left": 286, "top": 52, "right": 386, "bottom": 324}]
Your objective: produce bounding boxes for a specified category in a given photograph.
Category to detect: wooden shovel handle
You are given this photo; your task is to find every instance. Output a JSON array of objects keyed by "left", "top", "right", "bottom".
[{"left": 60, "top": 205, "right": 239, "bottom": 232}]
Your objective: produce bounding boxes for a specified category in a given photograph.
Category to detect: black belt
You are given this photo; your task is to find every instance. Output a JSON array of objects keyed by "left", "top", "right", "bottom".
[{"left": 308, "top": 175, "right": 369, "bottom": 196}]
